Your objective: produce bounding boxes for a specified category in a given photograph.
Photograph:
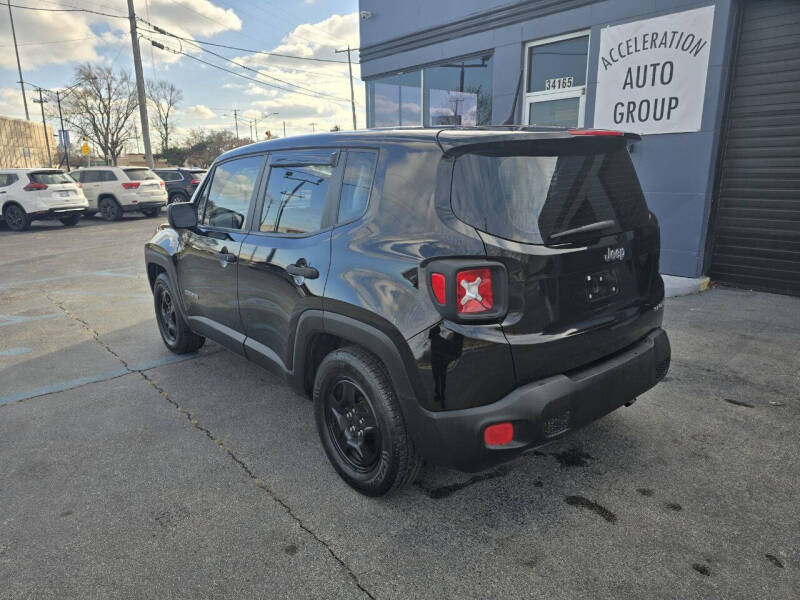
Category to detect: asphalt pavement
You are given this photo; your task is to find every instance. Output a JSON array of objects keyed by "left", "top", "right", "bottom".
[{"left": 1, "top": 214, "right": 798, "bottom": 599}]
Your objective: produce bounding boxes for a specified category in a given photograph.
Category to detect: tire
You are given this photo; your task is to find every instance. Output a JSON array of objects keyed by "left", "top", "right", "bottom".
[
  {"left": 314, "top": 346, "right": 421, "bottom": 496},
  {"left": 141, "top": 207, "right": 161, "bottom": 217},
  {"left": 60, "top": 215, "right": 81, "bottom": 226},
  {"left": 98, "top": 196, "right": 122, "bottom": 221},
  {"left": 3, "top": 203, "right": 30, "bottom": 231},
  {"left": 152, "top": 272, "right": 205, "bottom": 354},
  {"left": 169, "top": 192, "right": 187, "bottom": 204}
]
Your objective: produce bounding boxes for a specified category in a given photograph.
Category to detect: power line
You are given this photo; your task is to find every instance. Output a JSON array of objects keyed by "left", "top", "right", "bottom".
[
  {"left": 148, "top": 39, "right": 352, "bottom": 106},
  {"left": 0, "top": 2, "right": 128, "bottom": 19}
]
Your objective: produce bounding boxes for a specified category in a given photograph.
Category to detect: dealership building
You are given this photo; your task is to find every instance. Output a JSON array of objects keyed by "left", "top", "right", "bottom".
[{"left": 358, "top": 0, "right": 799, "bottom": 295}]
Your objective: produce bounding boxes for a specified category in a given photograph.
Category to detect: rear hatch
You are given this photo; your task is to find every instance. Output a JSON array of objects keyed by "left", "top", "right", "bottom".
[
  {"left": 123, "top": 167, "right": 164, "bottom": 197},
  {"left": 28, "top": 170, "right": 83, "bottom": 204},
  {"left": 449, "top": 134, "right": 664, "bottom": 384}
]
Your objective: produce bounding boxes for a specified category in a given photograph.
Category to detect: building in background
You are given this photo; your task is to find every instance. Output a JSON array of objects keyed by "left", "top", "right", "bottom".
[
  {"left": 0, "top": 116, "right": 54, "bottom": 169},
  {"left": 359, "top": 0, "right": 800, "bottom": 295}
]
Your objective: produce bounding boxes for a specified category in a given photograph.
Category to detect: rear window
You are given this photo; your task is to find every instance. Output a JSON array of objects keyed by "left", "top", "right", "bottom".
[
  {"left": 452, "top": 145, "right": 649, "bottom": 244},
  {"left": 123, "top": 168, "right": 158, "bottom": 181},
  {"left": 29, "top": 171, "right": 73, "bottom": 185}
]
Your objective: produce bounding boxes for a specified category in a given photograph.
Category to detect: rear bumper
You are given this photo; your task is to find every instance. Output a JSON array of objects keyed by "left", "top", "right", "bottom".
[
  {"left": 408, "top": 328, "right": 670, "bottom": 472},
  {"left": 30, "top": 206, "right": 86, "bottom": 219},
  {"left": 123, "top": 201, "right": 165, "bottom": 212}
]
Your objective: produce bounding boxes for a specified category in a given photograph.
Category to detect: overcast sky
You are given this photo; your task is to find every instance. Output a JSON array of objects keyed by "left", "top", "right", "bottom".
[{"left": 0, "top": 0, "right": 362, "bottom": 143}]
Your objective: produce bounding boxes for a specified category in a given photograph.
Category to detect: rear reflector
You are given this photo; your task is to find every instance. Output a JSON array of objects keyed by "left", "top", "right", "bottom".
[
  {"left": 122, "top": 182, "right": 140, "bottom": 189},
  {"left": 456, "top": 268, "right": 493, "bottom": 313},
  {"left": 23, "top": 182, "right": 47, "bottom": 191},
  {"left": 568, "top": 128, "right": 624, "bottom": 136},
  {"left": 430, "top": 273, "right": 446, "bottom": 304},
  {"left": 484, "top": 422, "right": 513, "bottom": 447}
]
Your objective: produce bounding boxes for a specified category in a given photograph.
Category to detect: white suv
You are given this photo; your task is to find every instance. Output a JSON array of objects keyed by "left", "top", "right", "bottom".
[
  {"left": 69, "top": 166, "right": 167, "bottom": 221},
  {"left": 0, "top": 168, "right": 89, "bottom": 231}
]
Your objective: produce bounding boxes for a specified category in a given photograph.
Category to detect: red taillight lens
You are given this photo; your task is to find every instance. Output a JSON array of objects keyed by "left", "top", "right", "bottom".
[
  {"left": 456, "top": 268, "right": 493, "bottom": 313},
  {"left": 568, "top": 128, "right": 624, "bottom": 136},
  {"left": 76, "top": 182, "right": 82, "bottom": 188},
  {"left": 23, "top": 182, "right": 47, "bottom": 191},
  {"left": 484, "top": 422, "right": 513, "bottom": 447},
  {"left": 122, "top": 182, "right": 140, "bottom": 189},
  {"left": 190, "top": 179, "right": 201, "bottom": 185},
  {"left": 430, "top": 273, "right": 446, "bottom": 304},
  {"left": 159, "top": 180, "right": 165, "bottom": 187}
]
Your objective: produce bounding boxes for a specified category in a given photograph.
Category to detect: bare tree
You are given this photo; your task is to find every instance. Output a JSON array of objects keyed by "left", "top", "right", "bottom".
[
  {"left": 147, "top": 79, "right": 182, "bottom": 152},
  {"left": 62, "top": 64, "right": 138, "bottom": 165}
]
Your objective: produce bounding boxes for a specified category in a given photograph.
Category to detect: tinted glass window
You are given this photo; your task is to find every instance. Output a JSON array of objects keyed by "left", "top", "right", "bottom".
[
  {"left": 367, "top": 71, "right": 422, "bottom": 127},
  {"left": 156, "top": 170, "right": 181, "bottom": 181},
  {"left": 101, "top": 170, "right": 117, "bottom": 182},
  {"left": 527, "top": 36, "right": 589, "bottom": 93},
  {"left": 29, "top": 171, "right": 73, "bottom": 184},
  {"left": 202, "top": 155, "right": 264, "bottom": 229},
  {"left": 424, "top": 53, "right": 493, "bottom": 126},
  {"left": 452, "top": 143, "right": 649, "bottom": 244},
  {"left": 338, "top": 150, "right": 376, "bottom": 223},
  {"left": 260, "top": 163, "right": 333, "bottom": 234},
  {"left": 0, "top": 174, "right": 17, "bottom": 187},
  {"left": 124, "top": 168, "right": 158, "bottom": 181}
]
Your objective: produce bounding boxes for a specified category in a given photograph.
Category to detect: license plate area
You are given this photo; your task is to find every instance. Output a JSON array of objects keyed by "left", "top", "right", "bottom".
[{"left": 585, "top": 270, "right": 618, "bottom": 302}]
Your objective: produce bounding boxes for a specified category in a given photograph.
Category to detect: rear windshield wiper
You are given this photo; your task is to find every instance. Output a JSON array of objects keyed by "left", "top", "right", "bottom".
[{"left": 547, "top": 219, "right": 617, "bottom": 241}]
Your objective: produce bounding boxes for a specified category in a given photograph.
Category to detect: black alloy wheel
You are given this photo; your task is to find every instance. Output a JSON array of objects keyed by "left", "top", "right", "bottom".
[
  {"left": 99, "top": 197, "right": 121, "bottom": 221},
  {"left": 156, "top": 284, "right": 178, "bottom": 345},
  {"left": 4, "top": 204, "right": 30, "bottom": 231},
  {"left": 324, "top": 379, "right": 382, "bottom": 472}
]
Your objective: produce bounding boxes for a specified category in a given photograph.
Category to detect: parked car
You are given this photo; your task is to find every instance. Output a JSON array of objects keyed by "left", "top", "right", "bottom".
[
  {"left": 144, "top": 127, "right": 670, "bottom": 496},
  {"left": 69, "top": 166, "right": 167, "bottom": 220},
  {"left": 153, "top": 167, "right": 207, "bottom": 204},
  {"left": 0, "top": 168, "right": 88, "bottom": 231}
]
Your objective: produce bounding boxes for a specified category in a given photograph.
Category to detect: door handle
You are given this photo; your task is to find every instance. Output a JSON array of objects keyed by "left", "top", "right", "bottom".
[
  {"left": 286, "top": 261, "right": 319, "bottom": 279},
  {"left": 218, "top": 247, "right": 237, "bottom": 264}
]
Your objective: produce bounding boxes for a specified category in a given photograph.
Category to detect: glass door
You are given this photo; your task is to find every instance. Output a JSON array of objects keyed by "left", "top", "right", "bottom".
[{"left": 523, "top": 31, "right": 589, "bottom": 128}]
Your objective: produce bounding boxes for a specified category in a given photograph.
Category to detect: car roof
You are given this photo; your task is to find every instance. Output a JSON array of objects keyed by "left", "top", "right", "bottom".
[
  {"left": 216, "top": 126, "right": 640, "bottom": 162},
  {"left": 0, "top": 168, "right": 65, "bottom": 173}
]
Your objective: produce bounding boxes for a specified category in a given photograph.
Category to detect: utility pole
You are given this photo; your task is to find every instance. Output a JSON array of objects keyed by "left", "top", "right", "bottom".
[
  {"left": 283, "top": 121, "right": 286, "bottom": 138},
  {"left": 233, "top": 109, "right": 240, "bottom": 140},
  {"left": 310, "top": 122, "right": 317, "bottom": 133},
  {"left": 32, "top": 89, "right": 52, "bottom": 166},
  {"left": 126, "top": 0, "right": 154, "bottom": 168},
  {"left": 335, "top": 45, "right": 357, "bottom": 130},
  {"left": 8, "top": 3, "right": 29, "bottom": 120},
  {"left": 55, "top": 90, "right": 70, "bottom": 170}
]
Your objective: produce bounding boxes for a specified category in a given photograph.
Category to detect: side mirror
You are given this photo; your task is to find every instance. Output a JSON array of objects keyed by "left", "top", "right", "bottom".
[{"left": 168, "top": 202, "right": 197, "bottom": 229}]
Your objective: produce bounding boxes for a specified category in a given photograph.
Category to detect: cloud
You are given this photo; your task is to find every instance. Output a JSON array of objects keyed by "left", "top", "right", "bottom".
[
  {"left": 0, "top": 87, "right": 27, "bottom": 120},
  {"left": 184, "top": 105, "right": 216, "bottom": 119}
]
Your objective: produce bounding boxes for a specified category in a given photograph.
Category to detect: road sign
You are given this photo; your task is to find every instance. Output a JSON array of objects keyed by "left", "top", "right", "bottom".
[{"left": 81, "top": 142, "right": 90, "bottom": 156}]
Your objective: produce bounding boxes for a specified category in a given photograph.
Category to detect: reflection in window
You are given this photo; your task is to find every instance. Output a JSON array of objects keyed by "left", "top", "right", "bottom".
[
  {"left": 338, "top": 150, "right": 377, "bottom": 223},
  {"left": 202, "top": 155, "right": 263, "bottom": 229},
  {"left": 424, "top": 53, "right": 493, "bottom": 126},
  {"left": 366, "top": 71, "right": 422, "bottom": 127},
  {"left": 527, "top": 36, "right": 589, "bottom": 93},
  {"left": 260, "top": 164, "right": 332, "bottom": 234},
  {"left": 528, "top": 97, "right": 581, "bottom": 127}
]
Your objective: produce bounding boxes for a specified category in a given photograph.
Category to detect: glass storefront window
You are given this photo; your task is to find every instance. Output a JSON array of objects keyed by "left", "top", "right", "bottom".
[
  {"left": 423, "top": 53, "right": 493, "bottom": 126},
  {"left": 528, "top": 97, "right": 581, "bottom": 128},
  {"left": 366, "top": 72, "right": 422, "bottom": 127}
]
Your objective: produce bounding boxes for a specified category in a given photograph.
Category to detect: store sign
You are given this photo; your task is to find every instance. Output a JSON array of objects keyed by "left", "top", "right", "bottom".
[{"left": 594, "top": 6, "right": 715, "bottom": 135}]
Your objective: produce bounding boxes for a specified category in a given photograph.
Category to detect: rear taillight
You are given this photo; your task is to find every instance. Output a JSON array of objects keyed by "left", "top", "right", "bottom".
[
  {"left": 456, "top": 268, "right": 493, "bottom": 314},
  {"left": 23, "top": 182, "right": 47, "bottom": 191},
  {"left": 76, "top": 182, "right": 82, "bottom": 188},
  {"left": 190, "top": 179, "right": 201, "bottom": 185},
  {"left": 122, "top": 182, "right": 140, "bottom": 189},
  {"left": 484, "top": 422, "right": 514, "bottom": 447},
  {"left": 430, "top": 273, "right": 446, "bottom": 304},
  {"left": 159, "top": 180, "right": 165, "bottom": 187}
]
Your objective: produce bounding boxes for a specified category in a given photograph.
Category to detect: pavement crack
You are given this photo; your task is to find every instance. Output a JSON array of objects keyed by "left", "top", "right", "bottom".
[
  {"left": 44, "top": 292, "right": 131, "bottom": 370},
  {"left": 139, "top": 371, "right": 376, "bottom": 600}
]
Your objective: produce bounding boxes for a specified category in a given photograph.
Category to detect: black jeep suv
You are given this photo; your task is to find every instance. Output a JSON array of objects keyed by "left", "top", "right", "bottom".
[{"left": 145, "top": 127, "right": 670, "bottom": 496}]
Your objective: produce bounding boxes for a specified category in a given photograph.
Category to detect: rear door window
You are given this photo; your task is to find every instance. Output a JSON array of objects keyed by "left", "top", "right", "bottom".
[
  {"left": 337, "top": 150, "right": 376, "bottom": 223},
  {"left": 451, "top": 142, "right": 649, "bottom": 244},
  {"left": 201, "top": 155, "right": 265, "bottom": 230},
  {"left": 258, "top": 151, "right": 339, "bottom": 234},
  {"left": 0, "top": 174, "right": 18, "bottom": 187}
]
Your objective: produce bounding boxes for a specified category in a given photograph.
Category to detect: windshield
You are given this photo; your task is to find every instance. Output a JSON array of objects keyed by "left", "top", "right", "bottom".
[
  {"left": 29, "top": 171, "right": 73, "bottom": 185},
  {"left": 452, "top": 146, "right": 649, "bottom": 244},
  {"left": 123, "top": 168, "right": 158, "bottom": 181}
]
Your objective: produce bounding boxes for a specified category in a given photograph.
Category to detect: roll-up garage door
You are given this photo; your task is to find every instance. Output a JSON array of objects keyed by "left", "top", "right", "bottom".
[{"left": 709, "top": 0, "right": 800, "bottom": 295}]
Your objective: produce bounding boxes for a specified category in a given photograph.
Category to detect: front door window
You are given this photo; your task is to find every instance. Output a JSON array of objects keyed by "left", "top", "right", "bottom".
[{"left": 524, "top": 32, "right": 589, "bottom": 127}]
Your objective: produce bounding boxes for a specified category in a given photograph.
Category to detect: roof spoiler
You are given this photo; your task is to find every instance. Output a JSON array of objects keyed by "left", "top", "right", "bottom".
[{"left": 435, "top": 127, "right": 642, "bottom": 155}]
